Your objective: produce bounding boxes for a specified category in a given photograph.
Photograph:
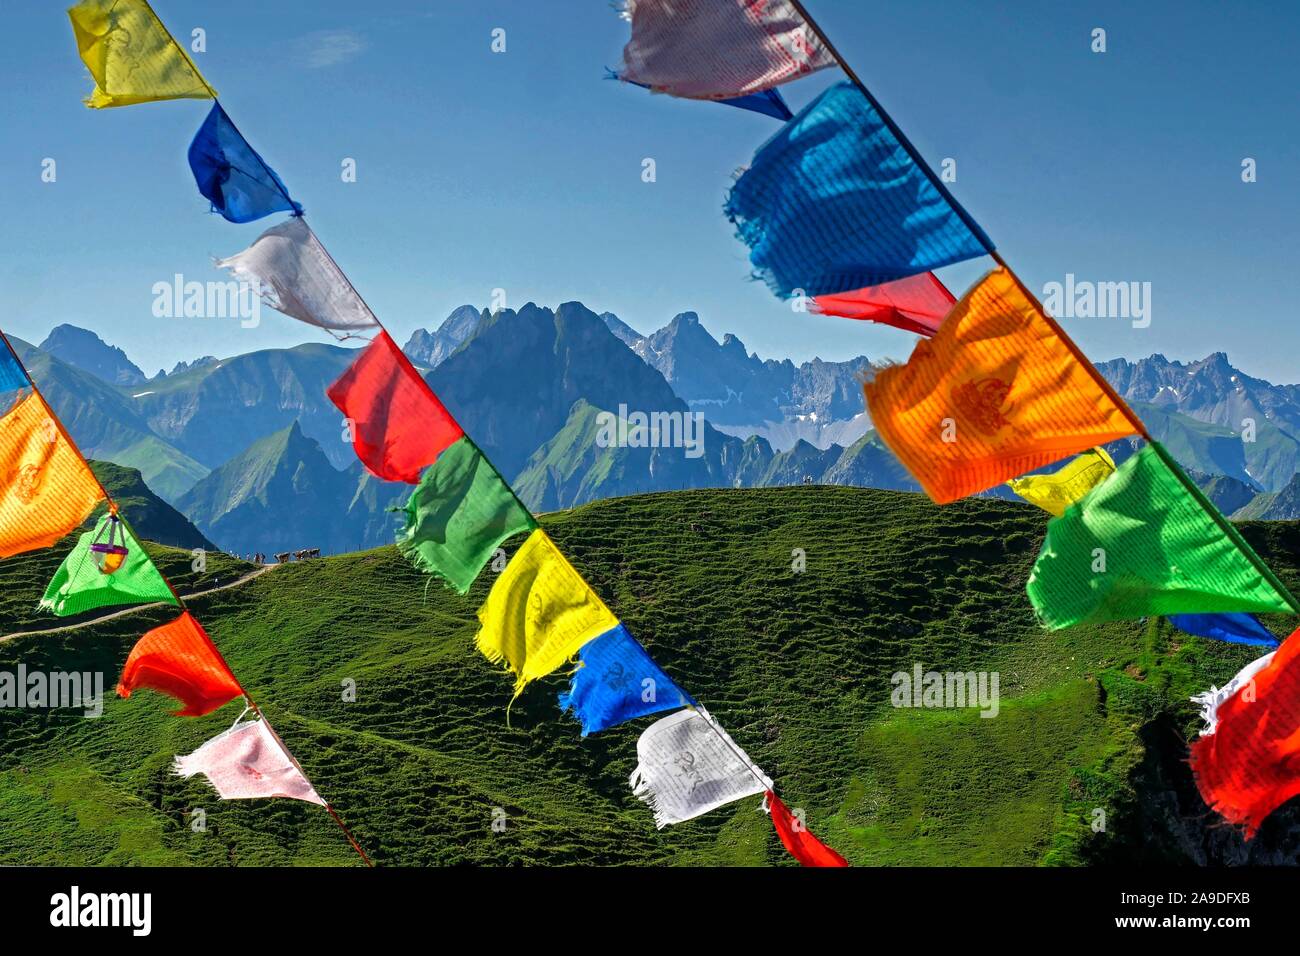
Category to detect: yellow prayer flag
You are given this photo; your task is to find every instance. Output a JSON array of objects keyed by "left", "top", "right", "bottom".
[
  {"left": 0, "top": 393, "right": 104, "bottom": 558},
  {"left": 68, "top": 0, "right": 215, "bottom": 109},
  {"left": 863, "top": 268, "right": 1138, "bottom": 503},
  {"left": 476, "top": 529, "right": 619, "bottom": 698},
  {"left": 1007, "top": 447, "right": 1117, "bottom": 517}
]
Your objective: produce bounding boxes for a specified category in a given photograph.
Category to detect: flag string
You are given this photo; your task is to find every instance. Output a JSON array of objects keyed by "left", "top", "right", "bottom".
[{"left": 0, "top": 319, "right": 373, "bottom": 866}]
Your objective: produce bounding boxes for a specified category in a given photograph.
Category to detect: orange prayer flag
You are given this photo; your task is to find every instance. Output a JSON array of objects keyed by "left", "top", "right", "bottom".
[
  {"left": 863, "top": 268, "right": 1137, "bottom": 504},
  {"left": 118, "top": 611, "right": 244, "bottom": 717},
  {"left": 0, "top": 392, "right": 103, "bottom": 557}
]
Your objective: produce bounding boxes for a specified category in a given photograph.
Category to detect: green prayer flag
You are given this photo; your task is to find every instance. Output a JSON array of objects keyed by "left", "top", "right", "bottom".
[
  {"left": 395, "top": 437, "right": 537, "bottom": 594},
  {"left": 1026, "top": 442, "right": 1297, "bottom": 629},
  {"left": 40, "top": 514, "right": 178, "bottom": 617}
]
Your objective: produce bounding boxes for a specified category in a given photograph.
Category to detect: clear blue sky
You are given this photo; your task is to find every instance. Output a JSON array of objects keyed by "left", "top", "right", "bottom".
[{"left": 2, "top": 0, "right": 1297, "bottom": 382}]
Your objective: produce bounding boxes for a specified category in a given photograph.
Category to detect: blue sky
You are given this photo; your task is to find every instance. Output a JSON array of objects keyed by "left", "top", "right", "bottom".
[{"left": 2, "top": 0, "right": 1297, "bottom": 382}]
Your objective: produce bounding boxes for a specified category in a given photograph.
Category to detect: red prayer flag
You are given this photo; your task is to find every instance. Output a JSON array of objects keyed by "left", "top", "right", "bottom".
[
  {"left": 812, "top": 273, "right": 956, "bottom": 337},
  {"left": 1190, "top": 627, "right": 1300, "bottom": 839},
  {"left": 326, "top": 330, "right": 464, "bottom": 484},
  {"left": 766, "top": 790, "right": 849, "bottom": 867},
  {"left": 117, "top": 611, "right": 244, "bottom": 717}
]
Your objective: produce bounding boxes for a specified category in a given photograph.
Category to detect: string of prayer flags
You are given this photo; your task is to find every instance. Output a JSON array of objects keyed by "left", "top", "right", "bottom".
[
  {"left": 607, "top": 70, "right": 793, "bottom": 121},
  {"left": 215, "top": 217, "right": 381, "bottom": 339},
  {"left": 724, "top": 82, "right": 992, "bottom": 299},
  {"left": 189, "top": 103, "right": 302, "bottom": 223},
  {"left": 1026, "top": 443, "right": 1297, "bottom": 629},
  {"left": 394, "top": 437, "right": 536, "bottom": 593},
  {"left": 863, "top": 268, "right": 1136, "bottom": 504},
  {"left": 476, "top": 528, "right": 619, "bottom": 699},
  {"left": 328, "top": 331, "right": 464, "bottom": 484},
  {"left": 616, "top": 0, "right": 834, "bottom": 100},
  {"left": 1170, "top": 612, "right": 1279, "bottom": 648},
  {"left": 67, "top": 0, "right": 215, "bottom": 109},
  {"left": 1006, "top": 447, "right": 1117, "bottom": 518},
  {"left": 175, "top": 719, "right": 325, "bottom": 806},
  {"left": 117, "top": 611, "right": 244, "bottom": 716},
  {"left": 40, "top": 513, "right": 176, "bottom": 617},
  {"left": 0, "top": 392, "right": 104, "bottom": 558},
  {"left": 764, "top": 790, "right": 849, "bottom": 867},
  {"left": 811, "top": 273, "right": 956, "bottom": 337},
  {"left": 557, "top": 623, "right": 694, "bottom": 735},
  {"left": 630, "top": 707, "right": 772, "bottom": 827},
  {"left": 1190, "top": 629, "right": 1300, "bottom": 838}
]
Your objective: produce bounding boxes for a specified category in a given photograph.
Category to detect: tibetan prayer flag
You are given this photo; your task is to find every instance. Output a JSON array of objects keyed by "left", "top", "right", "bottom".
[
  {"left": 215, "top": 217, "right": 381, "bottom": 338},
  {"left": 724, "top": 82, "right": 991, "bottom": 299},
  {"left": 328, "top": 331, "right": 463, "bottom": 484},
  {"left": 175, "top": 719, "right": 324, "bottom": 806},
  {"left": 617, "top": 0, "right": 834, "bottom": 100},
  {"left": 864, "top": 269, "right": 1136, "bottom": 503},
  {"left": 1170, "top": 612, "right": 1279, "bottom": 648},
  {"left": 117, "top": 611, "right": 243, "bottom": 717},
  {"left": 765, "top": 790, "right": 849, "bottom": 867},
  {"left": 188, "top": 103, "right": 301, "bottom": 223},
  {"left": 476, "top": 529, "right": 619, "bottom": 698},
  {"left": 703, "top": 89, "right": 793, "bottom": 122},
  {"left": 395, "top": 437, "right": 536, "bottom": 593},
  {"left": 630, "top": 707, "right": 771, "bottom": 827},
  {"left": 1026, "top": 443, "right": 1297, "bottom": 629},
  {"left": 608, "top": 70, "right": 793, "bottom": 121},
  {"left": 0, "top": 393, "right": 103, "bottom": 558},
  {"left": 812, "top": 273, "right": 956, "bottom": 337},
  {"left": 1190, "top": 630, "right": 1300, "bottom": 838},
  {"left": 0, "top": 345, "right": 28, "bottom": 393},
  {"left": 557, "top": 623, "right": 693, "bottom": 735},
  {"left": 67, "top": 0, "right": 214, "bottom": 108},
  {"left": 40, "top": 513, "right": 176, "bottom": 617},
  {"left": 1191, "top": 650, "right": 1275, "bottom": 737},
  {"left": 1006, "top": 447, "right": 1117, "bottom": 518}
]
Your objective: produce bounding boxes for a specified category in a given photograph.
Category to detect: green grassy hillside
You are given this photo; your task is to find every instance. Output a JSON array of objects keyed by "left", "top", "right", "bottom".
[{"left": 0, "top": 487, "right": 1297, "bottom": 866}]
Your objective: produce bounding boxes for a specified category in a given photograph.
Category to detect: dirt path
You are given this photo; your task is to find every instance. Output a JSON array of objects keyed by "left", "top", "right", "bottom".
[{"left": 0, "top": 564, "right": 278, "bottom": 642}]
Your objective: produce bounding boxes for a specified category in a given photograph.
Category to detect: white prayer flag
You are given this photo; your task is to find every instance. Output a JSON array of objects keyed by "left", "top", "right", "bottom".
[
  {"left": 1191, "top": 651, "right": 1275, "bottom": 736},
  {"left": 215, "top": 217, "right": 380, "bottom": 338},
  {"left": 175, "top": 719, "right": 325, "bottom": 805},
  {"left": 617, "top": 0, "right": 836, "bottom": 101},
  {"left": 629, "top": 707, "right": 771, "bottom": 828}
]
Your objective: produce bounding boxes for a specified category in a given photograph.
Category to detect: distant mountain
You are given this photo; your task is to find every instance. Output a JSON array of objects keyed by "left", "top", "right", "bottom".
[
  {"left": 176, "top": 421, "right": 359, "bottom": 555},
  {"left": 599, "top": 311, "right": 646, "bottom": 349},
  {"left": 1191, "top": 471, "right": 1259, "bottom": 516},
  {"left": 38, "top": 324, "right": 146, "bottom": 386},
  {"left": 8, "top": 336, "right": 208, "bottom": 504},
  {"left": 427, "top": 301, "right": 709, "bottom": 480},
  {"left": 1097, "top": 353, "right": 1300, "bottom": 491},
  {"left": 161, "top": 355, "right": 219, "bottom": 378},
  {"left": 625, "top": 311, "right": 871, "bottom": 451},
  {"left": 1233, "top": 472, "right": 1300, "bottom": 520},
  {"left": 126, "top": 342, "right": 355, "bottom": 471},
  {"left": 402, "top": 305, "right": 485, "bottom": 368},
  {"left": 512, "top": 399, "right": 763, "bottom": 511},
  {"left": 87, "top": 460, "right": 214, "bottom": 551}
]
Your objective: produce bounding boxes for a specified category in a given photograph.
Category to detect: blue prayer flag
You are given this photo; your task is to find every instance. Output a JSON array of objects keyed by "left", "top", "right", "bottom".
[
  {"left": 1170, "top": 613, "right": 1279, "bottom": 648},
  {"left": 0, "top": 346, "right": 29, "bottom": 394},
  {"left": 724, "top": 82, "right": 992, "bottom": 298},
  {"left": 608, "top": 70, "right": 793, "bottom": 121},
  {"left": 188, "top": 103, "right": 301, "bottom": 224},
  {"left": 557, "top": 624, "right": 693, "bottom": 736}
]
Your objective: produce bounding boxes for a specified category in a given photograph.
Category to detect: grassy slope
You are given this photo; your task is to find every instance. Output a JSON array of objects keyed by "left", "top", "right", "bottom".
[{"left": 0, "top": 487, "right": 1296, "bottom": 867}]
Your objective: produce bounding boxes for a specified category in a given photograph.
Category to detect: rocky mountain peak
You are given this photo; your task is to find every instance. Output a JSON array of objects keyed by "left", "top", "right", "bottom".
[{"left": 38, "top": 324, "right": 146, "bottom": 386}]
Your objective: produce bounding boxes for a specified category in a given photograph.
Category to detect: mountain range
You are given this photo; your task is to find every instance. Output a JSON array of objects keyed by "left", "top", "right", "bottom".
[{"left": 14, "top": 304, "right": 1298, "bottom": 555}]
